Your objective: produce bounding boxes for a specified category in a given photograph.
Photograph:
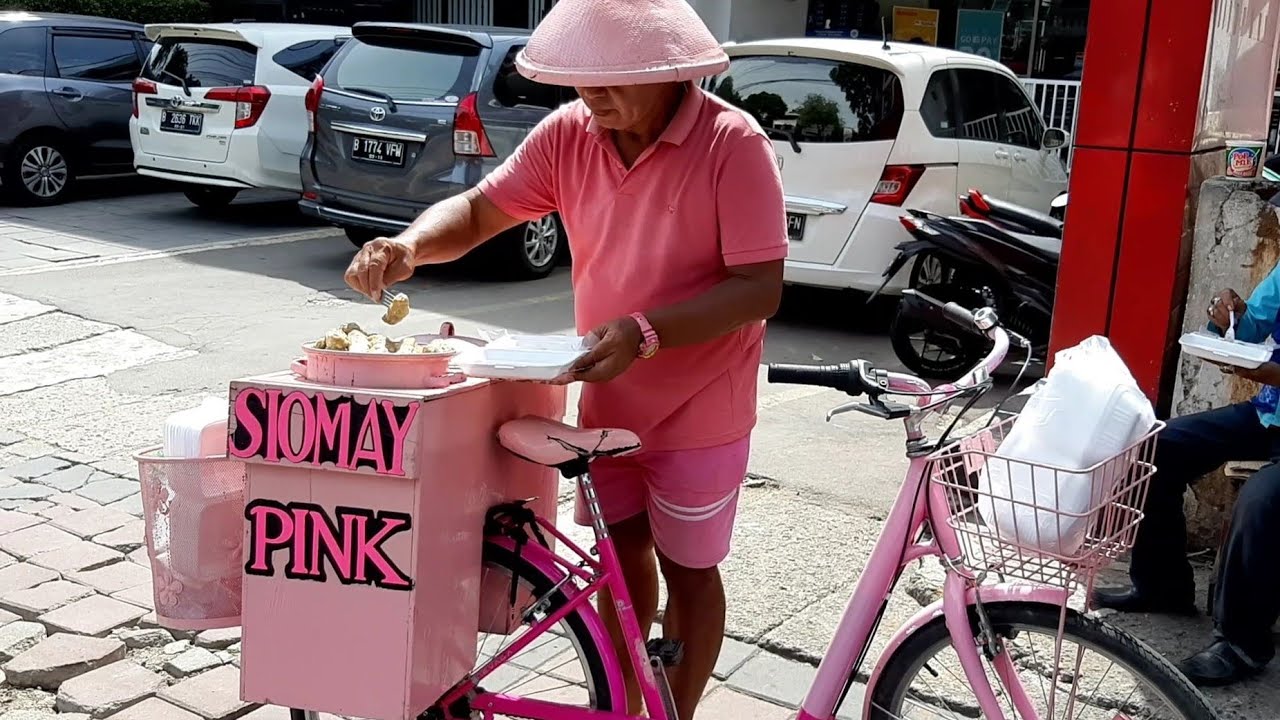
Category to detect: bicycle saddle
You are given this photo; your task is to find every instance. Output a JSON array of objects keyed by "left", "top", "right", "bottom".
[{"left": 499, "top": 417, "right": 641, "bottom": 469}]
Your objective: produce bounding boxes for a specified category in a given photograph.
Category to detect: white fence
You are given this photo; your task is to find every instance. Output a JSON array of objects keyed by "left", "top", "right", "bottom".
[
  {"left": 1021, "top": 79, "right": 1280, "bottom": 170},
  {"left": 1022, "top": 79, "right": 1080, "bottom": 169}
]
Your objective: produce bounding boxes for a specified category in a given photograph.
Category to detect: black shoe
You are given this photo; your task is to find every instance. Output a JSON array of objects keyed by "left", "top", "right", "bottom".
[
  {"left": 1178, "top": 641, "right": 1264, "bottom": 687},
  {"left": 1091, "top": 587, "right": 1197, "bottom": 616}
]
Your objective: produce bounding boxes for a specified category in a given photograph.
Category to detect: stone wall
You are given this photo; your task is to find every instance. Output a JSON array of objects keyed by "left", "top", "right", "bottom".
[{"left": 1171, "top": 177, "right": 1280, "bottom": 547}]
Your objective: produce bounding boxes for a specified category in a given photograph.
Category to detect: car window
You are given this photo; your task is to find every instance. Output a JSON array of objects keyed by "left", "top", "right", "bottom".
[
  {"left": 143, "top": 37, "right": 257, "bottom": 88},
  {"left": 0, "top": 26, "right": 46, "bottom": 76},
  {"left": 52, "top": 33, "right": 141, "bottom": 82},
  {"left": 273, "top": 38, "right": 345, "bottom": 81},
  {"left": 326, "top": 35, "right": 479, "bottom": 102},
  {"left": 995, "top": 74, "right": 1044, "bottom": 149},
  {"left": 707, "top": 55, "right": 903, "bottom": 143},
  {"left": 492, "top": 46, "right": 559, "bottom": 110},
  {"left": 950, "top": 69, "right": 1004, "bottom": 143},
  {"left": 920, "top": 71, "right": 957, "bottom": 139}
]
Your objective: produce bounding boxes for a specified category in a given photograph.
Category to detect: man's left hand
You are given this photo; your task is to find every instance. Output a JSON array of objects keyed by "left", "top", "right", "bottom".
[
  {"left": 1223, "top": 361, "right": 1280, "bottom": 385},
  {"left": 567, "top": 316, "right": 644, "bottom": 383}
]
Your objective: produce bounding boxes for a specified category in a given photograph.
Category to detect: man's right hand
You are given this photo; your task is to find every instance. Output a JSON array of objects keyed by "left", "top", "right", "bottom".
[
  {"left": 1208, "top": 289, "right": 1247, "bottom": 331},
  {"left": 344, "top": 237, "right": 416, "bottom": 302}
]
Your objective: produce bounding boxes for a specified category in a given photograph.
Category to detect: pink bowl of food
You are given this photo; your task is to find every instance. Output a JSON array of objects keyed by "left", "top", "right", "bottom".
[{"left": 291, "top": 321, "right": 483, "bottom": 389}]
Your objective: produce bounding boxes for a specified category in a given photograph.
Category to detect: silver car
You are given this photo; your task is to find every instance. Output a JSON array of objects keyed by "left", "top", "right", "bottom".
[{"left": 299, "top": 23, "right": 573, "bottom": 280}]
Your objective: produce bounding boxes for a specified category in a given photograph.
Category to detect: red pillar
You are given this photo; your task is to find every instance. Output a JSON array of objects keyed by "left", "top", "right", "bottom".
[{"left": 1049, "top": 0, "right": 1280, "bottom": 414}]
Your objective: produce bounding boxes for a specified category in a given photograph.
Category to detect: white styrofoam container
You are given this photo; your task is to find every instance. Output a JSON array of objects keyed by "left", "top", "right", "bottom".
[
  {"left": 456, "top": 335, "right": 589, "bottom": 381},
  {"left": 1179, "top": 331, "right": 1272, "bottom": 369}
]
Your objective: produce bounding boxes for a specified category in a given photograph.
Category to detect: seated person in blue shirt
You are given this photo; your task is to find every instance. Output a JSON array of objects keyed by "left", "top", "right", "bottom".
[{"left": 1094, "top": 278, "right": 1280, "bottom": 686}]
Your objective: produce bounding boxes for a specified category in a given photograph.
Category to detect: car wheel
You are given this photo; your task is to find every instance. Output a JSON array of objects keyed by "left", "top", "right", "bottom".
[
  {"left": 494, "top": 214, "right": 563, "bottom": 280},
  {"left": 3, "top": 137, "right": 74, "bottom": 206},
  {"left": 183, "top": 186, "right": 239, "bottom": 210},
  {"left": 343, "top": 226, "right": 383, "bottom": 248}
]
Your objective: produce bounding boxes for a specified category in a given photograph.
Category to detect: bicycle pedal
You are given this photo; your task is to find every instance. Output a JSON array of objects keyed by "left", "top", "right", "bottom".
[{"left": 646, "top": 638, "right": 684, "bottom": 667}]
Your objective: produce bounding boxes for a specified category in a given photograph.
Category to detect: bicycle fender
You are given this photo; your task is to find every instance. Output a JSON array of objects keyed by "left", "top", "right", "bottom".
[{"left": 860, "top": 583, "right": 1071, "bottom": 720}]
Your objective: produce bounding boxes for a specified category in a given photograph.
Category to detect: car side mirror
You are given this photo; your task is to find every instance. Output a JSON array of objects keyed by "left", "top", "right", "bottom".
[{"left": 1042, "top": 128, "right": 1069, "bottom": 150}]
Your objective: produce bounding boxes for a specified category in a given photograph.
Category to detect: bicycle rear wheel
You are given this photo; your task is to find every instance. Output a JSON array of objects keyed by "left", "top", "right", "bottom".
[
  {"left": 449, "top": 541, "right": 623, "bottom": 716},
  {"left": 868, "top": 601, "right": 1218, "bottom": 720}
]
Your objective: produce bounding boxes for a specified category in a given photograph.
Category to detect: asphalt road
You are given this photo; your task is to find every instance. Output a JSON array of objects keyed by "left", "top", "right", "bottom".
[{"left": 1, "top": 185, "right": 1270, "bottom": 718}]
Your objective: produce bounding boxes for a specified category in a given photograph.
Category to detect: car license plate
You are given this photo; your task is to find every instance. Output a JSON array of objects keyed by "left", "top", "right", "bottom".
[
  {"left": 160, "top": 110, "right": 202, "bottom": 135},
  {"left": 351, "top": 136, "right": 406, "bottom": 167},
  {"left": 786, "top": 212, "right": 806, "bottom": 241}
]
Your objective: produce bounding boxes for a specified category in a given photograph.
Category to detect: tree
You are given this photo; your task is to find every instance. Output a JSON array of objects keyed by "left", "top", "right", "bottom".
[
  {"left": 739, "top": 92, "right": 788, "bottom": 127},
  {"left": 794, "top": 94, "right": 843, "bottom": 141}
]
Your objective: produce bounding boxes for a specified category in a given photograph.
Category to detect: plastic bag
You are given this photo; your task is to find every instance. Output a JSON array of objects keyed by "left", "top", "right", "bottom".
[{"left": 976, "top": 336, "right": 1156, "bottom": 556}]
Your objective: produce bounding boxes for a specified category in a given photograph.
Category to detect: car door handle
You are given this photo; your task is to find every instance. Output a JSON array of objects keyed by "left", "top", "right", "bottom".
[
  {"left": 51, "top": 87, "right": 82, "bottom": 100},
  {"left": 993, "top": 149, "right": 1010, "bottom": 160},
  {"left": 1012, "top": 152, "right": 1027, "bottom": 162}
]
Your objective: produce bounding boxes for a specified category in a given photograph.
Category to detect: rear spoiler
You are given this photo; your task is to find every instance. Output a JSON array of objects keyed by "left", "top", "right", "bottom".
[
  {"left": 351, "top": 23, "right": 493, "bottom": 49},
  {"left": 144, "top": 23, "right": 258, "bottom": 46}
]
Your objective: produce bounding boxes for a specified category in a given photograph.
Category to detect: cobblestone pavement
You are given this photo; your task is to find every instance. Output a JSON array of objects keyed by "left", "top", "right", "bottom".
[{"left": 0, "top": 436, "right": 839, "bottom": 719}]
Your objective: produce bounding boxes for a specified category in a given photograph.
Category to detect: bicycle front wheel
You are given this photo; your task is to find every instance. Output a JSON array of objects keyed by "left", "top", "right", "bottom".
[{"left": 868, "top": 601, "right": 1218, "bottom": 720}]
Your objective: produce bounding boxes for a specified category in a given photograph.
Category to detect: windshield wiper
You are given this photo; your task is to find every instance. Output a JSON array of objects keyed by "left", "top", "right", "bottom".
[
  {"left": 767, "top": 127, "right": 801, "bottom": 154},
  {"left": 159, "top": 68, "right": 192, "bottom": 97},
  {"left": 347, "top": 87, "right": 398, "bottom": 113}
]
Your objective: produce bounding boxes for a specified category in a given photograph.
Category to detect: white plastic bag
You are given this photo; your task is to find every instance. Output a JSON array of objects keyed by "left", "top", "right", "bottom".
[{"left": 976, "top": 336, "right": 1156, "bottom": 556}]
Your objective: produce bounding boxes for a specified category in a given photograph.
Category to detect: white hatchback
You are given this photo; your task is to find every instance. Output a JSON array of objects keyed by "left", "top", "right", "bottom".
[
  {"left": 707, "top": 39, "right": 1069, "bottom": 295},
  {"left": 130, "top": 22, "right": 348, "bottom": 209}
]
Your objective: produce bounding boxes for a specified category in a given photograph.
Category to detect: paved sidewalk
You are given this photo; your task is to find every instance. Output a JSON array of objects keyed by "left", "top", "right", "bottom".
[{"left": 0, "top": 431, "right": 836, "bottom": 720}]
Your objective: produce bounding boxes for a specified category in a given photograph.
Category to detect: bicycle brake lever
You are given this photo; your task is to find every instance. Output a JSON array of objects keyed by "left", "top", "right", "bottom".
[{"left": 826, "top": 401, "right": 861, "bottom": 422}]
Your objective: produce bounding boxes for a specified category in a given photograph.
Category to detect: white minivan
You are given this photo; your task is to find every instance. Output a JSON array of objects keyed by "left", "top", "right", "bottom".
[
  {"left": 707, "top": 39, "right": 1070, "bottom": 295},
  {"left": 130, "top": 23, "right": 348, "bottom": 209}
]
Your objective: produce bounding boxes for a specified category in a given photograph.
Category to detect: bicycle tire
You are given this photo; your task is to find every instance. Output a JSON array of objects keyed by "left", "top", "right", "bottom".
[
  {"left": 867, "top": 601, "right": 1218, "bottom": 720},
  {"left": 452, "top": 541, "right": 622, "bottom": 714}
]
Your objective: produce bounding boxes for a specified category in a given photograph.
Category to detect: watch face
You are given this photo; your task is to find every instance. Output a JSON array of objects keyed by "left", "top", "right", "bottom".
[{"left": 639, "top": 341, "right": 658, "bottom": 359}]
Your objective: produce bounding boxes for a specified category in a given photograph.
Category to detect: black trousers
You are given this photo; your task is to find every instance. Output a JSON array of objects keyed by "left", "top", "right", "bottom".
[{"left": 1129, "top": 402, "right": 1280, "bottom": 665}]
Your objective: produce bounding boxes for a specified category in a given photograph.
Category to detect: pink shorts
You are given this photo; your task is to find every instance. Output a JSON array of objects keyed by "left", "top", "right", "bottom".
[{"left": 575, "top": 436, "right": 750, "bottom": 569}]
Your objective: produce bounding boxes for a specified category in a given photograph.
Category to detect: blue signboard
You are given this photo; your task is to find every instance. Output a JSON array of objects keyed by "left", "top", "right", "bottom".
[{"left": 955, "top": 9, "right": 1004, "bottom": 61}]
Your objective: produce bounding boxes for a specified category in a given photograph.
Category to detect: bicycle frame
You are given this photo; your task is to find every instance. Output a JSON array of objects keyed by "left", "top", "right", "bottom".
[{"left": 433, "top": 320, "right": 1050, "bottom": 720}]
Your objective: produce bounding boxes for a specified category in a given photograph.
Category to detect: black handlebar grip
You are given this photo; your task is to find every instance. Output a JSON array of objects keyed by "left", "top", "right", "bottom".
[
  {"left": 767, "top": 363, "right": 859, "bottom": 394},
  {"left": 942, "top": 302, "right": 977, "bottom": 329}
]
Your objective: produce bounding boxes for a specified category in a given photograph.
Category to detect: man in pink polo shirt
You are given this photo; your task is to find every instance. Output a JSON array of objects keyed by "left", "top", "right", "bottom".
[{"left": 345, "top": 1, "right": 786, "bottom": 716}]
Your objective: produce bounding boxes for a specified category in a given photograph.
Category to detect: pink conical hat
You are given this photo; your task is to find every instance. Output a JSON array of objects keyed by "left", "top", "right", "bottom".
[{"left": 516, "top": 0, "right": 729, "bottom": 87}]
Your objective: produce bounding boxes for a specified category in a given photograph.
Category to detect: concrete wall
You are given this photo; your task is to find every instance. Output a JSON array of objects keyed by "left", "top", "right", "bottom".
[
  {"left": 689, "top": 0, "right": 806, "bottom": 42},
  {"left": 1171, "top": 177, "right": 1280, "bottom": 546},
  {"left": 728, "top": 0, "right": 807, "bottom": 41}
]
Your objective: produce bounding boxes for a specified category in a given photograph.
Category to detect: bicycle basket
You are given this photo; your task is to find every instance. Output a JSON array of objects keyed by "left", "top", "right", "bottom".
[
  {"left": 136, "top": 448, "right": 245, "bottom": 630},
  {"left": 927, "top": 415, "right": 1162, "bottom": 588}
]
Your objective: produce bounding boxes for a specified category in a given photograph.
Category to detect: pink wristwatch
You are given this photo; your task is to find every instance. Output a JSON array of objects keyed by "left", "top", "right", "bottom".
[{"left": 630, "top": 312, "right": 660, "bottom": 359}]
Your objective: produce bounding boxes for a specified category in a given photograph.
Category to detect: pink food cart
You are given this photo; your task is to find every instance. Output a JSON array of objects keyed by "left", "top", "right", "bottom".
[{"left": 138, "top": 327, "right": 566, "bottom": 720}]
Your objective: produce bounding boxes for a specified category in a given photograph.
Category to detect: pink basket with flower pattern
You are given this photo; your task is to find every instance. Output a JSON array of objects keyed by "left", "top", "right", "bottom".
[{"left": 135, "top": 448, "right": 245, "bottom": 630}]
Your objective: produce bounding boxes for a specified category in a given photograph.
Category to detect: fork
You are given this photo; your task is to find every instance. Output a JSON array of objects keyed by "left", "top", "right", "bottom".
[
  {"left": 381, "top": 289, "right": 397, "bottom": 310},
  {"left": 1226, "top": 309, "right": 1236, "bottom": 342}
]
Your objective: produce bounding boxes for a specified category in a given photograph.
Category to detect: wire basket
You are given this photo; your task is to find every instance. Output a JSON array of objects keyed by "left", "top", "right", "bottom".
[
  {"left": 135, "top": 448, "right": 245, "bottom": 630},
  {"left": 927, "top": 415, "right": 1162, "bottom": 589}
]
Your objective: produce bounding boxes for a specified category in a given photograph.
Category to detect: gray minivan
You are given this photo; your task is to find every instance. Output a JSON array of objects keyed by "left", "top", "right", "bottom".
[
  {"left": 0, "top": 12, "right": 147, "bottom": 205},
  {"left": 299, "top": 23, "right": 574, "bottom": 280}
]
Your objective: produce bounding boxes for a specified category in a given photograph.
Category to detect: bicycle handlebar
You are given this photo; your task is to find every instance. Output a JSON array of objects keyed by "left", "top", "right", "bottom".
[{"left": 767, "top": 290, "right": 1012, "bottom": 409}]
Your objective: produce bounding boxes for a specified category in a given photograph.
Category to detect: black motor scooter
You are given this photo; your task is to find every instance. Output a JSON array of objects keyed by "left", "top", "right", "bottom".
[{"left": 875, "top": 189, "right": 1063, "bottom": 380}]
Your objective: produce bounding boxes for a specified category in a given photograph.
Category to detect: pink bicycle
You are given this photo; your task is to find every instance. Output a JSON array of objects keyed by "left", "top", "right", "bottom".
[{"left": 291, "top": 291, "right": 1218, "bottom": 720}]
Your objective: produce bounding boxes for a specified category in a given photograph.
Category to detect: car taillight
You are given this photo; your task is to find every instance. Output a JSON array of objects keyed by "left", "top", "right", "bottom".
[
  {"left": 453, "top": 93, "right": 494, "bottom": 157},
  {"left": 205, "top": 85, "right": 272, "bottom": 129},
  {"left": 958, "top": 198, "right": 983, "bottom": 219},
  {"left": 304, "top": 76, "right": 324, "bottom": 133},
  {"left": 870, "top": 165, "right": 925, "bottom": 206},
  {"left": 131, "top": 78, "right": 157, "bottom": 118}
]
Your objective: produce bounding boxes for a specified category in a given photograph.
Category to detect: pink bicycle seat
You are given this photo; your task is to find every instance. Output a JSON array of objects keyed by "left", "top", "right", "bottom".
[{"left": 499, "top": 417, "right": 641, "bottom": 467}]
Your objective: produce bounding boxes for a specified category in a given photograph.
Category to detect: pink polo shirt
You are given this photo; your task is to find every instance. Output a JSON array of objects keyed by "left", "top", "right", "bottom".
[{"left": 477, "top": 87, "right": 788, "bottom": 451}]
